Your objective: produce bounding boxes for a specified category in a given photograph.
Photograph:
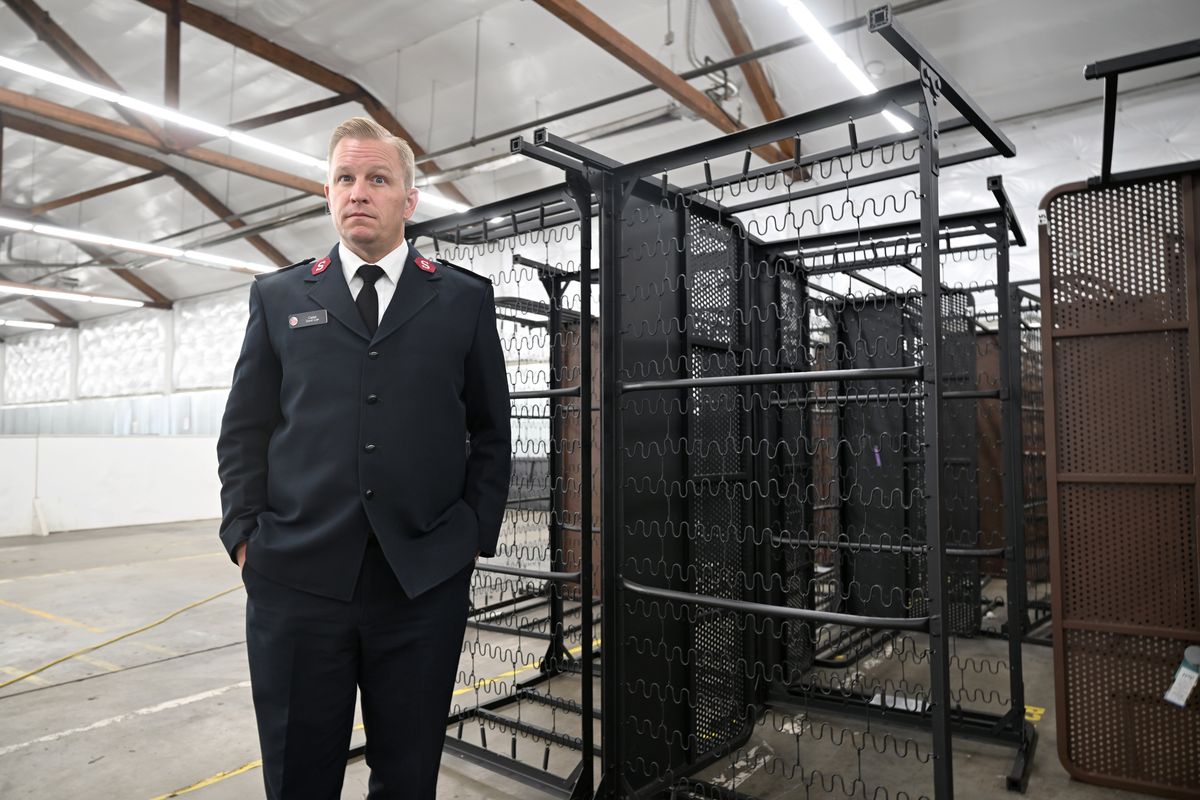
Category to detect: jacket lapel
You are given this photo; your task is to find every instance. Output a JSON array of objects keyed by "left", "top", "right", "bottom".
[
  {"left": 372, "top": 246, "right": 440, "bottom": 344},
  {"left": 305, "top": 244, "right": 370, "bottom": 341}
]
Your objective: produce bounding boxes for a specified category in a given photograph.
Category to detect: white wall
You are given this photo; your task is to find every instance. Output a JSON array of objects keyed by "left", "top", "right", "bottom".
[
  {"left": 0, "top": 436, "right": 220, "bottom": 538},
  {"left": 0, "top": 437, "right": 38, "bottom": 537}
]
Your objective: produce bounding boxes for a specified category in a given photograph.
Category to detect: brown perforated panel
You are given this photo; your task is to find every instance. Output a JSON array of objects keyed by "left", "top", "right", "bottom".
[
  {"left": 1048, "top": 179, "right": 1187, "bottom": 332},
  {"left": 1042, "top": 170, "right": 1200, "bottom": 799},
  {"left": 1053, "top": 332, "right": 1192, "bottom": 475},
  {"left": 1059, "top": 483, "right": 1199, "bottom": 629},
  {"left": 1063, "top": 630, "right": 1200, "bottom": 789}
]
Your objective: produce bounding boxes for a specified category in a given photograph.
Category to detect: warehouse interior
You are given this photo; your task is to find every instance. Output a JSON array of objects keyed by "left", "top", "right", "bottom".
[{"left": 1, "top": 1, "right": 1199, "bottom": 799}]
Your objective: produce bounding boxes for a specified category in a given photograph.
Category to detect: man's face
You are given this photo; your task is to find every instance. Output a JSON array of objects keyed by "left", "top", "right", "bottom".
[{"left": 324, "top": 138, "right": 419, "bottom": 262}]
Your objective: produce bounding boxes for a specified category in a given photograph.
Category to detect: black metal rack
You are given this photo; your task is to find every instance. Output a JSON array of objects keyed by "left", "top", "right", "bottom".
[{"left": 405, "top": 5, "right": 1034, "bottom": 798}]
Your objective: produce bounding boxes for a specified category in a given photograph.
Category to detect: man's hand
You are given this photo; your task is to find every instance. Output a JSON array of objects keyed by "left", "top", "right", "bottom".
[{"left": 236, "top": 541, "right": 248, "bottom": 570}]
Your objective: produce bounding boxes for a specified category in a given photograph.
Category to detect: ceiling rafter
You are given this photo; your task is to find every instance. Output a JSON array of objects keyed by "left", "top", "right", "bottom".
[
  {"left": 0, "top": 88, "right": 324, "bottom": 196},
  {"left": 531, "top": 0, "right": 787, "bottom": 165},
  {"left": 27, "top": 296, "right": 76, "bottom": 325},
  {"left": 1, "top": 0, "right": 292, "bottom": 267},
  {"left": 2, "top": 0, "right": 174, "bottom": 146},
  {"left": 2, "top": 114, "right": 292, "bottom": 268},
  {"left": 134, "top": 0, "right": 473, "bottom": 207},
  {"left": 30, "top": 170, "right": 165, "bottom": 215},
  {"left": 707, "top": 0, "right": 795, "bottom": 160}
]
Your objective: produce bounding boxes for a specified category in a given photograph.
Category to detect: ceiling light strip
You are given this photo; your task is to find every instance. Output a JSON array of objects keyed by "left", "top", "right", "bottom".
[
  {"left": 0, "top": 55, "right": 327, "bottom": 171},
  {"left": 777, "top": 0, "right": 912, "bottom": 133},
  {"left": 0, "top": 217, "right": 276, "bottom": 276}
]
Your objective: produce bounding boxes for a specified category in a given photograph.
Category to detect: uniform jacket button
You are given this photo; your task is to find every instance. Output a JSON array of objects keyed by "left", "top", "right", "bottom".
[
  {"left": 366, "top": 394, "right": 379, "bottom": 404},
  {"left": 364, "top": 489, "right": 375, "bottom": 499},
  {"left": 364, "top": 443, "right": 377, "bottom": 453},
  {"left": 368, "top": 350, "right": 380, "bottom": 359}
]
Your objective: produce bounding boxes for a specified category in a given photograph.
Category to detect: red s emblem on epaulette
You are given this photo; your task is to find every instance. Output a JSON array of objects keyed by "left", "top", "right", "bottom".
[
  {"left": 311, "top": 257, "right": 331, "bottom": 275},
  {"left": 416, "top": 257, "right": 437, "bottom": 273}
]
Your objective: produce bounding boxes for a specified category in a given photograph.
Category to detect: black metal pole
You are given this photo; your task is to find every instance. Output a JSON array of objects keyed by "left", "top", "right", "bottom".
[
  {"left": 596, "top": 168, "right": 626, "bottom": 799},
  {"left": 915, "top": 69, "right": 955, "bottom": 800},
  {"left": 999, "top": 257, "right": 1028, "bottom": 703},
  {"left": 546, "top": 270, "right": 568, "bottom": 673},
  {"left": 565, "top": 171, "right": 597, "bottom": 800}
]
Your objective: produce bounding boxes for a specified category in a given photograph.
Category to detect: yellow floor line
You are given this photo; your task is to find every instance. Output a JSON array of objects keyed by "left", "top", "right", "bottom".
[
  {"left": 1, "top": 666, "right": 49, "bottom": 686},
  {"left": 74, "top": 654, "right": 122, "bottom": 672},
  {"left": 148, "top": 759, "right": 263, "bottom": 799},
  {"left": 151, "top": 638, "right": 602, "bottom": 797},
  {"left": 0, "top": 598, "right": 105, "bottom": 633}
]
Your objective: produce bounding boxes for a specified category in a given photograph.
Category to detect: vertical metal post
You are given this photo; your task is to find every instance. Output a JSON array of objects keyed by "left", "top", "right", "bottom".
[
  {"left": 545, "top": 271, "right": 567, "bottom": 671},
  {"left": 597, "top": 169, "right": 626, "bottom": 798},
  {"left": 567, "top": 171, "right": 596, "bottom": 798},
  {"left": 1099, "top": 74, "right": 1118, "bottom": 184},
  {"left": 997, "top": 239, "right": 1028, "bottom": 715},
  {"left": 916, "top": 68, "right": 954, "bottom": 800},
  {"left": 165, "top": 0, "right": 181, "bottom": 108}
]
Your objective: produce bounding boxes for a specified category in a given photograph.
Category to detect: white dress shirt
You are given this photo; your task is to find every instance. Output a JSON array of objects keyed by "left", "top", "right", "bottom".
[{"left": 339, "top": 240, "right": 408, "bottom": 325}]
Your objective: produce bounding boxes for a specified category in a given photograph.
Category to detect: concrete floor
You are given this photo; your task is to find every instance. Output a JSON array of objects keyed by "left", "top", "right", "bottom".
[{"left": 0, "top": 520, "right": 1142, "bottom": 799}]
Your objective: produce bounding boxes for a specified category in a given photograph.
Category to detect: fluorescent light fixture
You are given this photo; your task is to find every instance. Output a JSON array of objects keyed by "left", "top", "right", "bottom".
[
  {"left": 419, "top": 191, "right": 470, "bottom": 214},
  {"left": 0, "top": 318, "right": 57, "bottom": 330},
  {"left": 0, "top": 55, "right": 328, "bottom": 171},
  {"left": 0, "top": 216, "right": 35, "bottom": 232},
  {"left": 30, "top": 224, "right": 183, "bottom": 258},
  {"left": 3, "top": 218, "right": 275, "bottom": 274},
  {"left": 778, "top": 0, "right": 911, "bottom": 133},
  {"left": 182, "top": 250, "right": 276, "bottom": 273},
  {"left": 0, "top": 282, "right": 145, "bottom": 308}
]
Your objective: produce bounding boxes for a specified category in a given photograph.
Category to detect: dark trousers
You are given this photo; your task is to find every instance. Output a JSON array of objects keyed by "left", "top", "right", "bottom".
[{"left": 243, "top": 542, "right": 472, "bottom": 800}]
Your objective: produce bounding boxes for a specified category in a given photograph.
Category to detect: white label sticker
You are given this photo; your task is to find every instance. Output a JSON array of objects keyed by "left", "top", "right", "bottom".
[{"left": 1164, "top": 663, "right": 1198, "bottom": 708}]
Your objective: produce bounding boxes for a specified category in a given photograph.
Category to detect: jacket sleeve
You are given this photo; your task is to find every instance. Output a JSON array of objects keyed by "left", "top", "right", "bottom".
[
  {"left": 462, "top": 283, "right": 512, "bottom": 557},
  {"left": 216, "top": 281, "right": 282, "bottom": 563}
]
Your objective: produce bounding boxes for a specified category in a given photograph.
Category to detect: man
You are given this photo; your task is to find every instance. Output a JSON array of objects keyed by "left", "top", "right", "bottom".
[{"left": 217, "top": 116, "right": 511, "bottom": 799}]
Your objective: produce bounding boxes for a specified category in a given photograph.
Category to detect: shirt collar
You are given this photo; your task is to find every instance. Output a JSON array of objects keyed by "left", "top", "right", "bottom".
[{"left": 339, "top": 240, "right": 408, "bottom": 286}]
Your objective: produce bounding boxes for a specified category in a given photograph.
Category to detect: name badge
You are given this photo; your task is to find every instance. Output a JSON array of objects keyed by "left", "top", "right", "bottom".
[{"left": 288, "top": 309, "right": 328, "bottom": 329}]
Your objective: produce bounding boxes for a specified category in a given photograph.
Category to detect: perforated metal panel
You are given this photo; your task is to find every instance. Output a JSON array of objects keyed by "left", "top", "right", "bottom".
[{"left": 1042, "top": 171, "right": 1200, "bottom": 799}]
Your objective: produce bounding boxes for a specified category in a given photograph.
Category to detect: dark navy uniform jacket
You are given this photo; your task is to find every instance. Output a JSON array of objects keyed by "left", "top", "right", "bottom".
[{"left": 216, "top": 244, "right": 511, "bottom": 600}]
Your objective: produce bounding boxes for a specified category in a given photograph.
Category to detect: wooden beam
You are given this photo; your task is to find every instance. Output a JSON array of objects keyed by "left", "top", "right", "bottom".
[
  {"left": 532, "top": 0, "right": 786, "bottom": 165},
  {"left": 231, "top": 92, "right": 362, "bottom": 132},
  {"left": 28, "top": 297, "right": 77, "bottom": 326},
  {"left": 0, "top": 87, "right": 324, "bottom": 195},
  {"left": 4, "top": 116, "right": 292, "bottom": 268},
  {"left": 30, "top": 171, "right": 165, "bottom": 215},
  {"left": 170, "top": 172, "right": 290, "bottom": 266},
  {"left": 134, "top": 0, "right": 473, "bottom": 206},
  {"left": 2, "top": 0, "right": 172, "bottom": 145},
  {"left": 165, "top": 0, "right": 181, "bottom": 107},
  {"left": 707, "top": 0, "right": 794, "bottom": 160}
]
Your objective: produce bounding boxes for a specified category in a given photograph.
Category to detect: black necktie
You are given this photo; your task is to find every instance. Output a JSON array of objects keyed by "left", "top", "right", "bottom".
[{"left": 355, "top": 264, "right": 385, "bottom": 335}]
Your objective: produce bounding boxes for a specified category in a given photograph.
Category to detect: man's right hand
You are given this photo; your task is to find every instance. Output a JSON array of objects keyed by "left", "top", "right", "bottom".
[{"left": 236, "top": 541, "right": 248, "bottom": 571}]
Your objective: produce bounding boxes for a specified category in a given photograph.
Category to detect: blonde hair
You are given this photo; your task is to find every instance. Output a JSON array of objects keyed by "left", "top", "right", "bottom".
[{"left": 327, "top": 117, "right": 416, "bottom": 189}]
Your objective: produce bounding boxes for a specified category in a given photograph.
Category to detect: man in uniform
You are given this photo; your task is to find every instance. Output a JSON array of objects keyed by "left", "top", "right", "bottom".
[{"left": 217, "top": 116, "right": 511, "bottom": 799}]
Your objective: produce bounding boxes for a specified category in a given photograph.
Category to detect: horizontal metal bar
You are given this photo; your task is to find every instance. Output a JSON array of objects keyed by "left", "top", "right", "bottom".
[
  {"left": 476, "top": 563, "right": 583, "bottom": 582},
  {"left": 1084, "top": 38, "right": 1200, "bottom": 79},
  {"left": 510, "top": 387, "right": 582, "bottom": 399},
  {"left": 470, "top": 709, "right": 589, "bottom": 753},
  {"left": 441, "top": 736, "right": 577, "bottom": 798},
  {"left": 614, "top": 81, "right": 924, "bottom": 181},
  {"left": 621, "top": 365, "right": 923, "bottom": 394},
  {"left": 773, "top": 535, "right": 1005, "bottom": 558},
  {"left": 465, "top": 621, "right": 555, "bottom": 640},
  {"left": 869, "top": 5, "right": 1016, "bottom": 157},
  {"left": 943, "top": 389, "right": 1001, "bottom": 400},
  {"left": 622, "top": 577, "right": 931, "bottom": 631}
]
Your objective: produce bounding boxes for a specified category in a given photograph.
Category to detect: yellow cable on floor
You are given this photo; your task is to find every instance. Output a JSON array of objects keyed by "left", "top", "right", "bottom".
[{"left": 0, "top": 584, "right": 243, "bottom": 691}]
